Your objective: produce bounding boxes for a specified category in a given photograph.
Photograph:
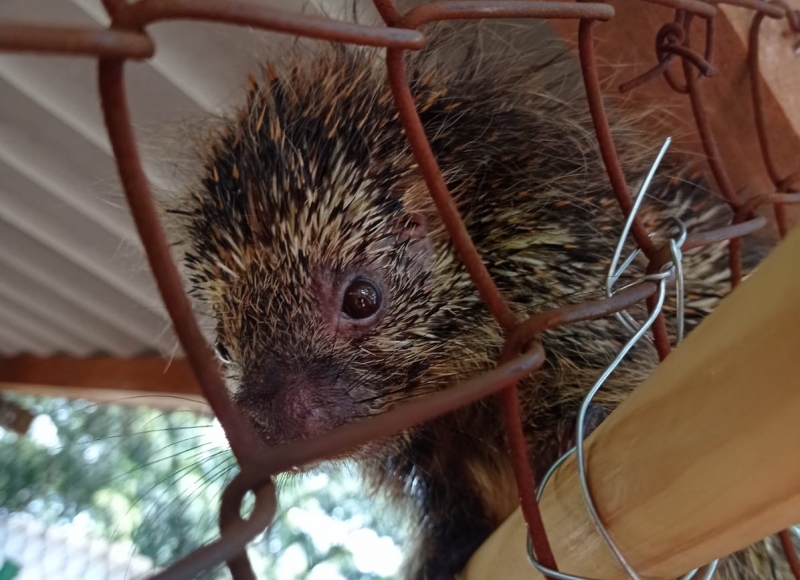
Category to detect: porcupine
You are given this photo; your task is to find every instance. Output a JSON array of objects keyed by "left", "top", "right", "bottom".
[{"left": 161, "top": 16, "right": 791, "bottom": 580}]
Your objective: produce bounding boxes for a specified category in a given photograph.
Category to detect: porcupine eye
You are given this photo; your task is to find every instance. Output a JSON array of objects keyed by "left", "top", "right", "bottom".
[
  {"left": 342, "top": 279, "right": 381, "bottom": 320},
  {"left": 214, "top": 340, "right": 233, "bottom": 365}
]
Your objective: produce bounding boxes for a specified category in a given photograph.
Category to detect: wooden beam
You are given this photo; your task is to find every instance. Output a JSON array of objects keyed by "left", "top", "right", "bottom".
[
  {"left": 465, "top": 217, "right": 800, "bottom": 578},
  {"left": 550, "top": 0, "right": 800, "bottom": 232},
  {"left": 0, "top": 356, "right": 207, "bottom": 411}
]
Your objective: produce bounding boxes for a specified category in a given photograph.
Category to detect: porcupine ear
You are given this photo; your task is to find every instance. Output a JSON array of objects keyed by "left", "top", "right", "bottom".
[
  {"left": 395, "top": 212, "right": 428, "bottom": 243},
  {"left": 371, "top": 180, "right": 434, "bottom": 276},
  {"left": 392, "top": 177, "right": 435, "bottom": 246},
  {"left": 392, "top": 211, "right": 434, "bottom": 274}
]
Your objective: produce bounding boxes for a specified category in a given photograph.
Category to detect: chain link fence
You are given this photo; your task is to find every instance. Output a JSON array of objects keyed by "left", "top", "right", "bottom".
[{"left": 1, "top": 0, "right": 799, "bottom": 578}]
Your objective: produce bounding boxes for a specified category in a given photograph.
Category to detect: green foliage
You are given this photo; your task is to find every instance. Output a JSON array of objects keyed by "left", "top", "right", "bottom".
[
  {"left": 0, "top": 394, "right": 407, "bottom": 580},
  {"left": 0, "top": 560, "right": 21, "bottom": 580}
]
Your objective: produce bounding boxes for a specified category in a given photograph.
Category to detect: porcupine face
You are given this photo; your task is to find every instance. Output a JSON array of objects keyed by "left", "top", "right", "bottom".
[
  {"left": 177, "top": 47, "right": 485, "bottom": 451},
  {"left": 175, "top": 31, "right": 679, "bottom": 455}
]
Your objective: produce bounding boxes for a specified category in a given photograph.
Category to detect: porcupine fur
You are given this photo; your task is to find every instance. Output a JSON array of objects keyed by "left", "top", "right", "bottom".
[{"left": 162, "top": 17, "right": 790, "bottom": 580}]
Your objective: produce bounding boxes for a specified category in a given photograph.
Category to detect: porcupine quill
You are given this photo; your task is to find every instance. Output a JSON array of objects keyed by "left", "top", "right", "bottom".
[{"left": 161, "top": 15, "right": 787, "bottom": 580}]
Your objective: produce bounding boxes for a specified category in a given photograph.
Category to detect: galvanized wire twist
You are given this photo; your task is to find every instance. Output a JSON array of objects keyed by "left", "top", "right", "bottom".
[{"left": 527, "top": 139, "right": 718, "bottom": 580}]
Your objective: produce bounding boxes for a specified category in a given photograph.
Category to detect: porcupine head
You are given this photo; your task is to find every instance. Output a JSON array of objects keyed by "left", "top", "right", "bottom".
[{"left": 160, "top": 18, "right": 768, "bottom": 580}]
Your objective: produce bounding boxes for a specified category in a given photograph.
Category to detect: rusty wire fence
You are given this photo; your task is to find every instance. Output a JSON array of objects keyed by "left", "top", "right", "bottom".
[{"left": 1, "top": 0, "right": 800, "bottom": 578}]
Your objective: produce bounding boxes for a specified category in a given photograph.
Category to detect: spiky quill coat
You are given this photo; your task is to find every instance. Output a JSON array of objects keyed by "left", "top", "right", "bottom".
[{"left": 163, "top": 21, "right": 788, "bottom": 580}]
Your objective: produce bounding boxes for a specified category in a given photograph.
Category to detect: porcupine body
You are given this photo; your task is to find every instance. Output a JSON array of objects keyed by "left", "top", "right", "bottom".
[{"left": 164, "top": 19, "right": 787, "bottom": 580}]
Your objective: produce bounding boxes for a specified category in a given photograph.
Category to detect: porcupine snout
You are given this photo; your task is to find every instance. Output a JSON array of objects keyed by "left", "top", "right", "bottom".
[
  {"left": 223, "top": 266, "right": 404, "bottom": 447},
  {"left": 234, "top": 358, "right": 357, "bottom": 445}
]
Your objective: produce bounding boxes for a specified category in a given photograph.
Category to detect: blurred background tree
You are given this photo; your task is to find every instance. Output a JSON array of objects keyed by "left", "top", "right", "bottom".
[{"left": 0, "top": 394, "right": 407, "bottom": 580}]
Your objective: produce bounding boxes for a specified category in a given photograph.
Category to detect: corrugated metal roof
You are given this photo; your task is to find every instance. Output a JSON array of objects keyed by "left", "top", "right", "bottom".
[{"left": 0, "top": 0, "right": 329, "bottom": 357}]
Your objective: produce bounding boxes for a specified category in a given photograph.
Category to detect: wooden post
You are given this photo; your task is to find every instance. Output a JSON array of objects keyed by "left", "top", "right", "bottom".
[{"left": 465, "top": 225, "right": 800, "bottom": 579}]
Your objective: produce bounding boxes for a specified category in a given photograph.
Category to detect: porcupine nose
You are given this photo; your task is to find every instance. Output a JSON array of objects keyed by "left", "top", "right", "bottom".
[{"left": 235, "top": 362, "right": 336, "bottom": 443}]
